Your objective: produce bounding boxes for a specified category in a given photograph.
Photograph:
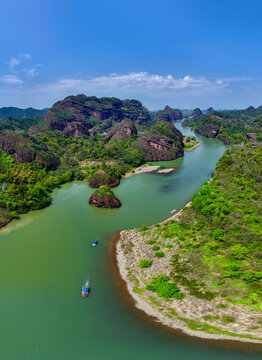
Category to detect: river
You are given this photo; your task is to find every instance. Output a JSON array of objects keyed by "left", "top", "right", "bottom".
[{"left": 0, "top": 121, "right": 261, "bottom": 360}]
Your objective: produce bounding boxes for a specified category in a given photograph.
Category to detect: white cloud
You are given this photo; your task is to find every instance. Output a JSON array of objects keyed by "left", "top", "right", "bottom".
[
  {"left": 1, "top": 75, "right": 23, "bottom": 85},
  {"left": 216, "top": 77, "right": 252, "bottom": 84},
  {"left": 20, "top": 53, "right": 31, "bottom": 60},
  {"left": 0, "top": 71, "right": 254, "bottom": 108},
  {"left": 25, "top": 67, "right": 38, "bottom": 77},
  {"left": 36, "top": 72, "right": 229, "bottom": 98},
  {"left": 7, "top": 53, "right": 31, "bottom": 70},
  {"left": 8, "top": 57, "right": 21, "bottom": 71}
]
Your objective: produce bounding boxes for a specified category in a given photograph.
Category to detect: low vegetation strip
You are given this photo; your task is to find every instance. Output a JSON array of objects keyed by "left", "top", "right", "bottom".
[{"left": 117, "top": 146, "right": 262, "bottom": 342}]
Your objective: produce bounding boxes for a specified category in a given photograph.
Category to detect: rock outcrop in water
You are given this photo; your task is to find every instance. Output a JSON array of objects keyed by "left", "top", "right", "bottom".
[
  {"left": 89, "top": 185, "right": 121, "bottom": 208},
  {"left": 44, "top": 95, "right": 151, "bottom": 136},
  {"left": 137, "top": 122, "right": 184, "bottom": 161},
  {"left": 89, "top": 171, "right": 120, "bottom": 188},
  {"left": 154, "top": 106, "right": 183, "bottom": 123}
]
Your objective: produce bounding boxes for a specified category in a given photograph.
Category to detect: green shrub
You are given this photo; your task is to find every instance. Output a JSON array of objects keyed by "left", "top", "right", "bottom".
[
  {"left": 230, "top": 244, "right": 249, "bottom": 260},
  {"left": 157, "top": 282, "right": 184, "bottom": 298},
  {"left": 213, "top": 228, "right": 225, "bottom": 241},
  {"left": 155, "top": 251, "right": 165, "bottom": 258},
  {"left": 221, "top": 315, "right": 236, "bottom": 324},
  {"left": 138, "top": 259, "right": 153, "bottom": 268},
  {"left": 146, "top": 274, "right": 185, "bottom": 299},
  {"left": 145, "top": 284, "right": 155, "bottom": 291},
  {"left": 206, "top": 241, "right": 219, "bottom": 250},
  {"left": 242, "top": 270, "right": 262, "bottom": 282},
  {"left": 146, "top": 239, "right": 156, "bottom": 244},
  {"left": 141, "top": 224, "right": 149, "bottom": 231},
  {"left": 203, "top": 315, "right": 220, "bottom": 321},
  {"left": 133, "top": 287, "right": 144, "bottom": 294},
  {"left": 152, "top": 244, "right": 160, "bottom": 251}
]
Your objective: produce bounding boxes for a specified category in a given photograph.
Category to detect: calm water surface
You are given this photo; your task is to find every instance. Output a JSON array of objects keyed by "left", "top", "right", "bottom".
[{"left": 0, "top": 121, "right": 261, "bottom": 359}]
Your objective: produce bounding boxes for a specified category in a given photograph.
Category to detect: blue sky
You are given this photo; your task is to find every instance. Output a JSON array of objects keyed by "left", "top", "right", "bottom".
[{"left": 0, "top": 0, "right": 262, "bottom": 110}]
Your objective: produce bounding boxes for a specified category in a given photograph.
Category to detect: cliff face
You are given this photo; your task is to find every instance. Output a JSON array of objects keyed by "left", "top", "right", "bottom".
[
  {"left": 0, "top": 133, "right": 60, "bottom": 169},
  {"left": 194, "top": 123, "right": 220, "bottom": 138},
  {"left": 104, "top": 120, "right": 137, "bottom": 142},
  {"left": 154, "top": 105, "right": 183, "bottom": 123},
  {"left": 89, "top": 171, "right": 120, "bottom": 188},
  {"left": 192, "top": 108, "right": 202, "bottom": 119},
  {"left": 89, "top": 185, "right": 121, "bottom": 208},
  {"left": 137, "top": 123, "right": 184, "bottom": 161},
  {"left": 44, "top": 95, "right": 151, "bottom": 136}
]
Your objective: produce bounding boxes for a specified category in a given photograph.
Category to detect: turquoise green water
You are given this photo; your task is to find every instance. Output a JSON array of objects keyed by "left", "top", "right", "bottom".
[{"left": 0, "top": 121, "right": 261, "bottom": 360}]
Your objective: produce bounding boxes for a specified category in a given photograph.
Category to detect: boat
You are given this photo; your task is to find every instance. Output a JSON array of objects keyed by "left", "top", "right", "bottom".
[
  {"left": 82, "top": 282, "right": 90, "bottom": 297},
  {"left": 92, "top": 240, "right": 98, "bottom": 247}
]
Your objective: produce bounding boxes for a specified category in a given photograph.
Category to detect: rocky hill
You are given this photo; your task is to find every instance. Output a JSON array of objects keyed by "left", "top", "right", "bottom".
[
  {"left": 104, "top": 120, "right": 137, "bottom": 142},
  {"left": 183, "top": 106, "right": 262, "bottom": 145},
  {"left": 89, "top": 185, "right": 121, "bottom": 208},
  {"left": 191, "top": 108, "right": 202, "bottom": 119},
  {"left": 0, "top": 133, "right": 60, "bottom": 169},
  {"left": 137, "top": 122, "right": 184, "bottom": 161},
  {"left": 89, "top": 170, "right": 120, "bottom": 188},
  {"left": 154, "top": 106, "right": 183, "bottom": 123},
  {"left": 44, "top": 95, "right": 151, "bottom": 136}
]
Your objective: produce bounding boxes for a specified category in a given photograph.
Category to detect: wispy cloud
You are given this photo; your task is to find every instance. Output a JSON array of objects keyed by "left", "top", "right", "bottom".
[
  {"left": 1, "top": 75, "right": 23, "bottom": 85},
  {"left": 7, "top": 53, "right": 31, "bottom": 71},
  {"left": 36, "top": 72, "right": 249, "bottom": 98},
  {"left": 0, "top": 71, "right": 255, "bottom": 108},
  {"left": 24, "top": 67, "right": 38, "bottom": 77},
  {"left": 216, "top": 77, "right": 252, "bottom": 85},
  {"left": 7, "top": 57, "right": 21, "bottom": 71}
]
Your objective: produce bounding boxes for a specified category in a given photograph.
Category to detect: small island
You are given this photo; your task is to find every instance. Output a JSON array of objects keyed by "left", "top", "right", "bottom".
[
  {"left": 89, "top": 185, "right": 121, "bottom": 209},
  {"left": 183, "top": 135, "right": 200, "bottom": 151}
]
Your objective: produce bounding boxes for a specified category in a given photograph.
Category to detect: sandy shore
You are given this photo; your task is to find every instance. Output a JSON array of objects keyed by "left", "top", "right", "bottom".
[
  {"left": 156, "top": 168, "right": 177, "bottom": 174},
  {"left": 116, "top": 205, "right": 262, "bottom": 345},
  {"left": 125, "top": 165, "right": 179, "bottom": 178},
  {"left": 125, "top": 165, "right": 161, "bottom": 178}
]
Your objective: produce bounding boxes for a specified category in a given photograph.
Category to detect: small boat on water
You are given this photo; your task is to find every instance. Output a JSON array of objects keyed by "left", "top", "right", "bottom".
[
  {"left": 82, "top": 282, "right": 90, "bottom": 297},
  {"left": 92, "top": 240, "right": 98, "bottom": 247}
]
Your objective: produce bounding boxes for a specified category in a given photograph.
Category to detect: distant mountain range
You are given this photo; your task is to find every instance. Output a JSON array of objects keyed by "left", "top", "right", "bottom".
[{"left": 0, "top": 107, "right": 49, "bottom": 120}]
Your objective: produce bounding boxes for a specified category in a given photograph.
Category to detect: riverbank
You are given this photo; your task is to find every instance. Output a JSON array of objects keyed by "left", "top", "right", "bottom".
[
  {"left": 116, "top": 202, "right": 262, "bottom": 344},
  {"left": 184, "top": 142, "right": 201, "bottom": 151}
]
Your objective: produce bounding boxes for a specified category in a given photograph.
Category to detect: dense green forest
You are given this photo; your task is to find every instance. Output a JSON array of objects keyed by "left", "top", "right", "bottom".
[
  {"left": 141, "top": 146, "right": 262, "bottom": 309},
  {"left": 0, "top": 132, "right": 146, "bottom": 227},
  {"left": 0, "top": 149, "right": 86, "bottom": 227},
  {"left": 0, "top": 117, "right": 45, "bottom": 132}
]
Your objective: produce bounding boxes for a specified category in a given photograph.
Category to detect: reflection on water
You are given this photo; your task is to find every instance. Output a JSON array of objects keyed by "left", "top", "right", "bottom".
[{"left": 159, "top": 183, "right": 176, "bottom": 193}]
